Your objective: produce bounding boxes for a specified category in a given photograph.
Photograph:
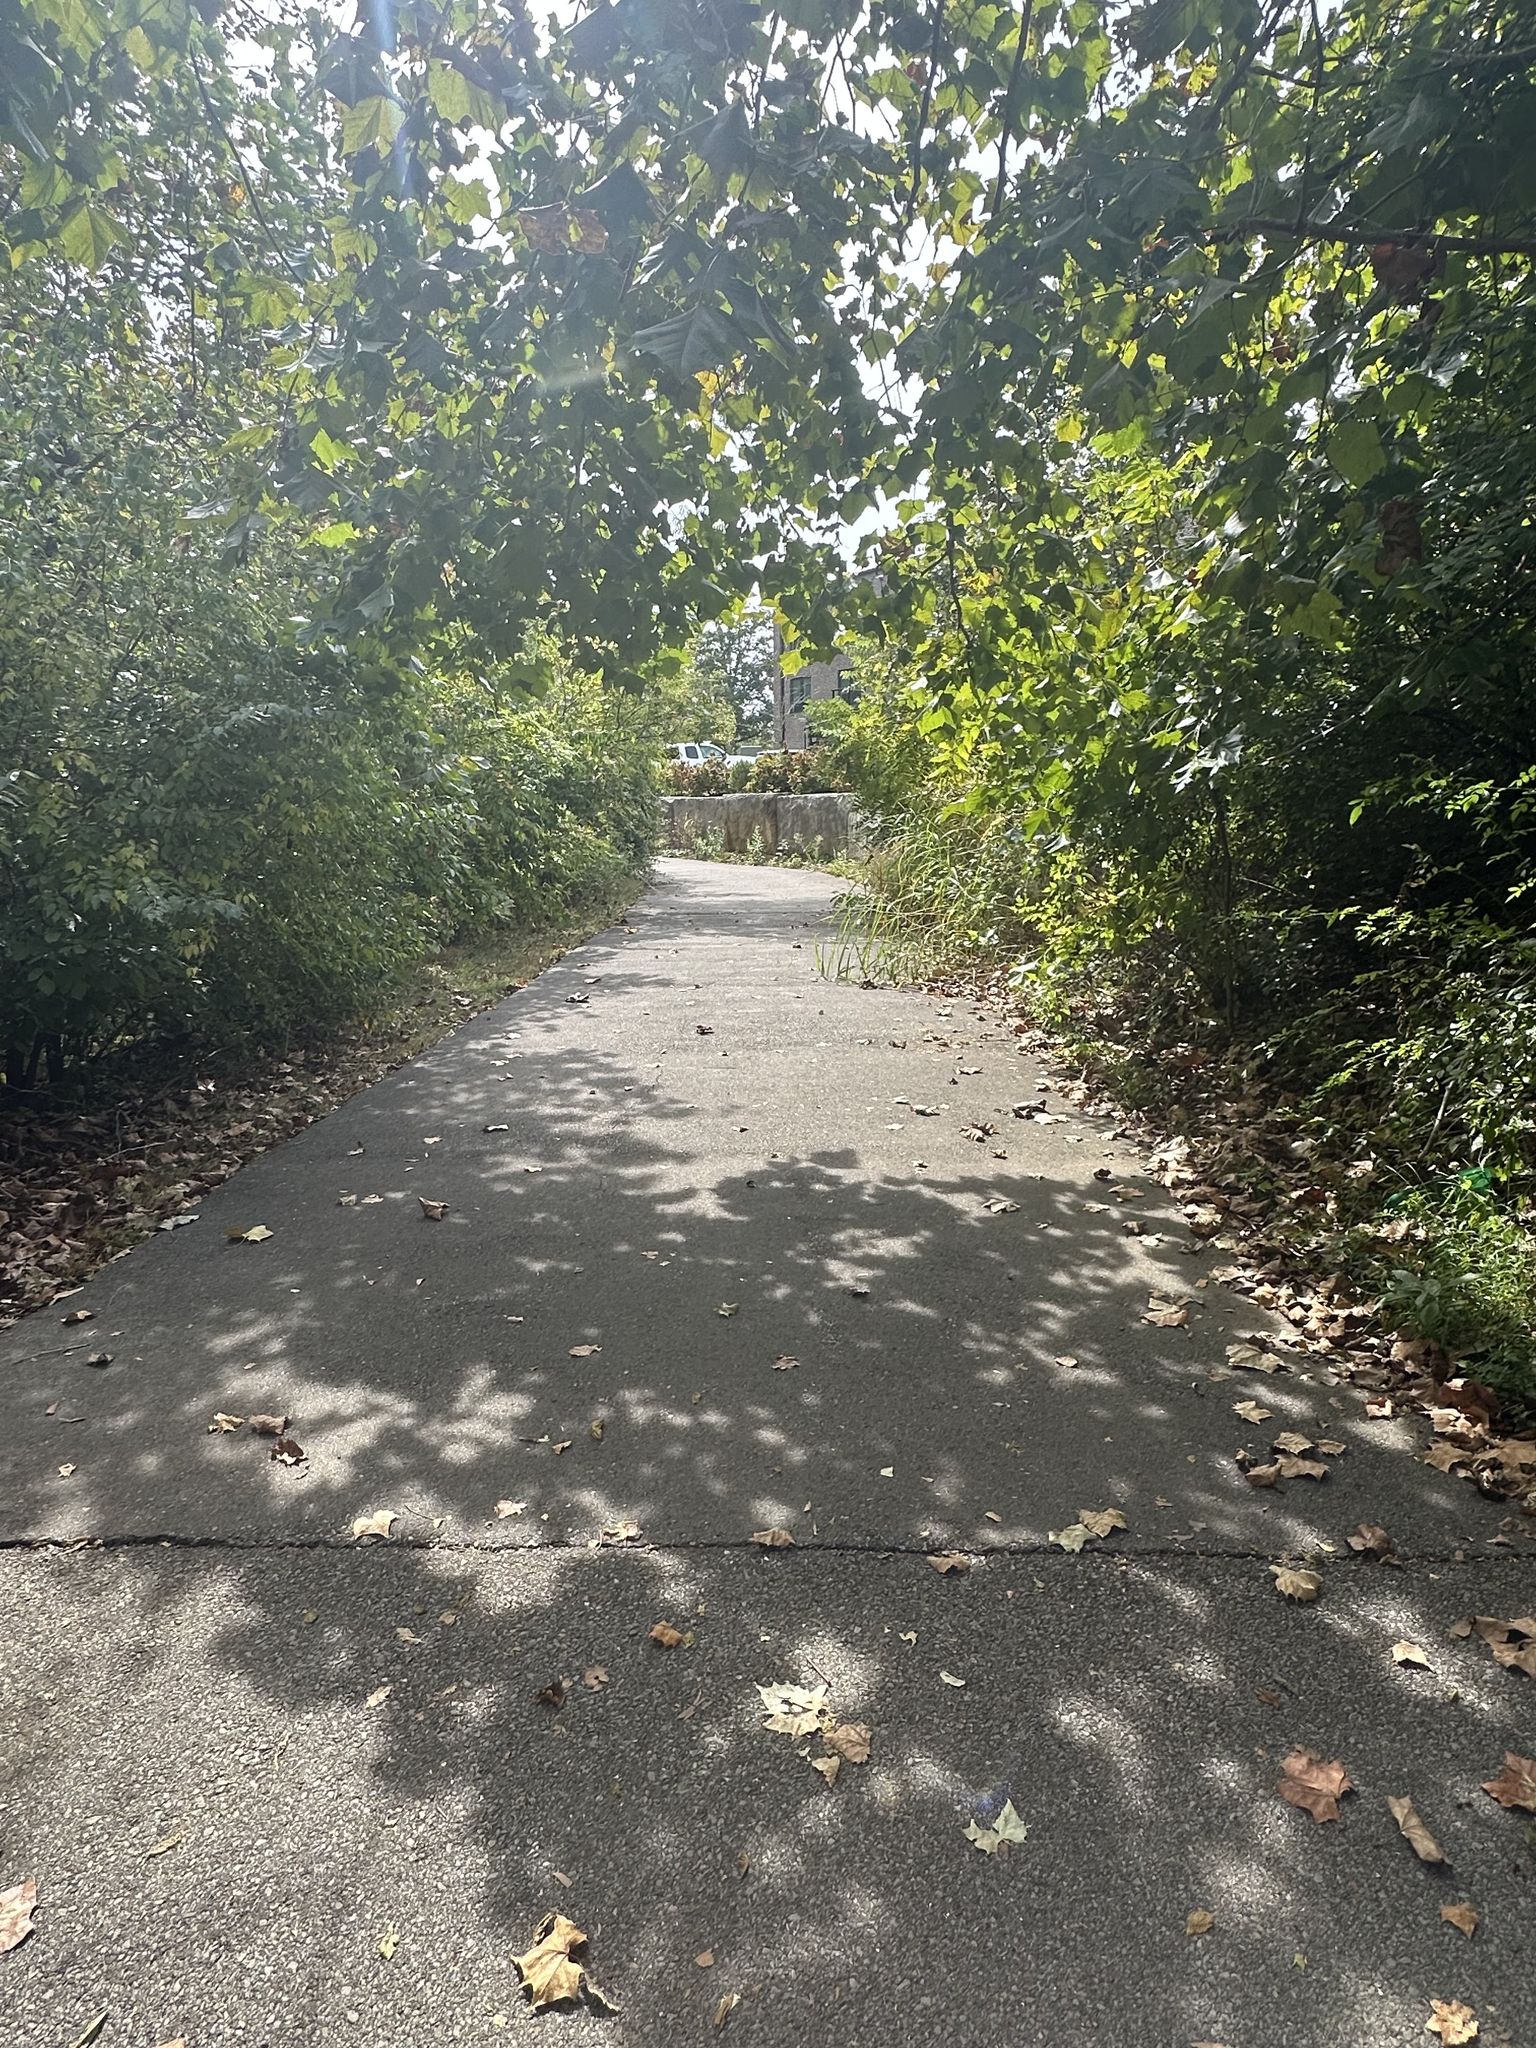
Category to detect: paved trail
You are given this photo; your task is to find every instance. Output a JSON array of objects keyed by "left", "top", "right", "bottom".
[{"left": 2, "top": 860, "right": 1531, "bottom": 2048}]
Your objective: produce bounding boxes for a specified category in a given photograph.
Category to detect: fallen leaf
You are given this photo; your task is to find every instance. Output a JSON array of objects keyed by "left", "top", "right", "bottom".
[
  {"left": 1469, "top": 1615, "right": 1536, "bottom": 1677},
  {"left": 1275, "top": 1455, "right": 1329, "bottom": 1480},
  {"left": 484, "top": 1122, "right": 510, "bottom": 1132},
  {"left": 57, "top": 1463, "right": 75, "bottom": 1478},
  {"left": 395, "top": 1627, "right": 422, "bottom": 1643},
  {"left": 379, "top": 1927, "right": 400, "bottom": 1959},
  {"left": 1271, "top": 1566, "right": 1322, "bottom": 1603},
  {"left": 1185, "top": 1908, "right": 1215, "bottom": 1936},
  {"left": 514, "top": 1912, "right": 604, "bottom": 2012},
  {"left": 751, "top": 1527, "right": 795, "bottom": 1548},
  {"left": 1317, "top": 1439, "right": 1347, "bottom": 1456},
  {"left": 582, "top": 1666, "right": 609, "bottom": 1690},
  {"left": 1233, "top": 1400, "right": 1273, "bottom": 1424},
  {"left": 696, "top": 1950, "right": 715, "bottom": 1967},
  {"left": 1422, "top": 1442, "right": 1469, "bottom": 1473},
  {"left": 1388, "top": 1794, "right": 1446, "bottom": 1863},
  {"left": 351, "top": 1510, "right": 396, "bottom": 1541},
  {"left": 810, "top": 1755, "right": 842, "bottom": 1787},
  {"left": 0, "top": 1879, "right": 38, "bottom": 1954},
  {"left": 1228, "top": 1341, "right": 1279, "bottom": 1372},
  {"left": 715, "top": 1302, "right": 739, "bottom": 1317},
  {"left": 569, "top": 1344, "right": 602, "bottom": 1357},
  {"left": 1245, "top": 1462, "right": 1282, "bottom": 1488},
  {"left": 144, "top": 1828, "right": 183, "bottom": 1857},
  {"left": 649, "top": 1622, "right": 685, "bottom": 1649},
  {"left": 227, "top": 1224, "right": 273, "bottom": 1242},
  {"left": 712, "top": 1991, "right": 739, "bottom": 2031},
  {"left": 494, "top": 1498, "right": 526, "bottom": 1518},
  {"left": 1426, "top": 1998, "right": 1479, "bottom": 2043},
  {"left": 1142, "top": 1295, "right": 1189, "bottom": 1328},
  {"left": 365, "top": 1684, "right": 392, "bottom": 1709},
  {"left": 963, "top": 1798, "right": 1028, "bottom": 1853},
  {"left": 1049, "top": 1523, "right": 1090, "bottom": 1552},
  {"left": 824, "top": 1722, "right": 871, "bottom": 1764},
  {"left": 418, "top": 1198, "right": 448, "bottom": 1221},
  {"left": 772, "top": 1354, "right": 798, "bottom": 1370},
  {"left": 757, "top": 1680, "right": 832, "bottom": 1736},
  {"left": 67, "top": 2014, "right": 107, "bottom": 2048},
  {"left": 589, "top": 1419, "right": 604, "bottom": 1440},
  {"left": 928, "top": 1552, "right": 972, "bottom": 1574},
  {"left": 1273, "top": 1431, "right": 1315, "bottom": 1455},
  {"left": 1348, "top": 1522, "right": 1395, "bottom": 1558},
  {"left": 600, "top": 1520, "right": 642, "bottom": 1544},
  {"left": 535, "top": 1677, "right": 569, "bottom": 1710},
  {"left": 61, "top": 1308, "right": 93, "bottom": 1325},
  {"left": 270, "top": 1435, "right": 305, "bottom": 1466},
  {"left": 1078, "top": 1507, "right": 1127, "bottom": 1538},
  {"left": 983, "top": 1197, "right": 1019, "bottom": 1214},
  {"left": 208, "top": 1412, "right": 244, "bottom": 1433},
  {"left": 1480, "top": 1752, "right": 1536, "bottom": 1811},
  {"left": 1277, "top": 1749, "right": 1353, "bottom": 1822},
  {"left": 1440, "top": 1902, "right": 1479, "bottom": 1938},
  {"left": 1392, "top": 1640, "right": 1432, "bottom": 1669},
  {"left": 939, "top": 1668, "right": 966, "bottom": 1688},
  {"left": 247, "top": 1413, "right": 287, "bottom": 1436}
]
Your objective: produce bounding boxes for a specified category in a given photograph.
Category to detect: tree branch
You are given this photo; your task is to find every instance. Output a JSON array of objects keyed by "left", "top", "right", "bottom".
[
  {"left": 903, "top": 0, "right": 946, "bottom": 231},
  {"left": 1217, "top": 215, "right": 1536, "bottom": 260},
  {"left": 988, "top": 0, "right": 1033, "bottom": 219}
]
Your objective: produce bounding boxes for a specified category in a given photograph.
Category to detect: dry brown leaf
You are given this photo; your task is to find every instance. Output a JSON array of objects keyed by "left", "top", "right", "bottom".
[
  {"left": 0, "top": 1878, "right": 38, "bottom": 1954},
  {"left": 928, "top": 1552, "right": 972, "bottom": 1574},
  {"left": 1185, "top": 1908, "right": 1215, "bottom": 1936},
  {"left": 270, "top": 1435, "right": 305, "bottom": 1466},
  {"left": 712, "top": 1991, "right": 740, "bottom": 2031},
  {"left": 227, "top": 1223, "right": 273, "bottom": 1242},
  {"left": 494, "top": 1498, "right": 525, "bottom": 1518},
  {"left": 757, "top": 1680, "right": 832, "bottom": 1737},
  {"left": 57, "top": 1462, "right": 76, "bottom": 1478},
  {"left": 247, "top": 1413, "right": 287, "bottom": 1436},
  {"left": 600, "top": 1520, "right": 642, "bottom": 1544},
  {"left": 1392, "top": 1640, "right": 1432, "bottom": 1670},
  {"left": 1233, "top": 1399, "right": 1273, "bottom": 1424},
  {"left": 1271, "top": 1566, "right": 1321, "bottom": 1603},
  {"left": 962, "top": 1799, "right": 1028, "bottom": 1853},
  {"left": 810, "top": 1755, "right": 842, "bottom": 1787},
  {"left": 1388, "top": 1794, "right": 1446, "bottom": 1864},
  {"left": 1277, "top": 1749, "right": 1353, "bottom": 1823},
  {"left": 1142, "top": 1295, "right": 1189, "bottom": 1328},
  {"left": 1049, "top": 1522, "right": 1090, "bottom": 1552},
  {"left": 208, "top": 1412, "right": 244, "bottom": 1433},
  {"left": 535, "top": 1677, "right": 569, "bottom": 1709},
  {"left": 751, "top": 1527, "right": 795, "bottom": 1548},
  {"left": 1469, "top": 1615, "right": 1536, "bottom": 1677},
  {"left": 418, "top": 1198, "right": 448, "bottom": 1220},
  {"left": 351, "top": 1509, "right": 396, "bottom": 1541},
  {"left": 1245, "top": 1461, "right": 1282, "bottom": 1488},
  {"left": 514, "top": 1912, "right": 603, "bottom": 2012},
  {"left": 1273, "top": 1431, "right": 1315, "bottom": 1454},
  {"left": 1078, "top": 1507, "right": 1127, "bottom": 1538},
  {"left": 1348, "top": 1522, "right": 1395, "bottom": 1558},
  {"left": 695, "top": 1949, "right": 715, "bottom": 1967},
  {"left": 649, "top": 1622, "right": 685, "bottom": 1649},
  {"left": 772, "top": 1354, "right": 798, "bottom": 1370},
  {"left": 824, "top": 1722, "right": 871, "bottom": 1764},
  {"left": 1440, "top": 1902, "right": 1479, "bottom": 1939},
  {"left": 61, "top": 1308, "right": 93, "bottom": 1324},
  {"left": 1480, "top": 1752, "right": 1536, "bottom": 1811},
  {"left": 1228, "top": 1341, "right": 1279, "bottom": 1372},
  {"left": 365, "top": 1683, "right": 392, "bottom": 1709},
  {"left": 1426, "top": 1998, "right": 1479, "bottom": 2043},
  {"left": 569, "top": 1344, "right": 602, "bottom": 1357},
  {"left": 582, "top": 1665, "right": 609, "bottom": 1690},
  {"left": 1275, "top": 1454, "right": 1329, "bottom": 1480},
  {"left": 1422, "top": 1442, "right": 1469, "bottom": 1473}
]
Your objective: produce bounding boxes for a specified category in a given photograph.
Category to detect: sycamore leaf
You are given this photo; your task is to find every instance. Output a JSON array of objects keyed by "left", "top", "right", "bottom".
[
  {"left": 1440, "top": 1902, "right": 1479, "bottom": 1938},
  {"left": 811, "top": 1755, "right": 841, "bottom": 1786},
  {"left": 514, "top": 1913, "right": 600, "bottom": 2012},
  {"left": 751, "top": 1527, "right": 795, "bottom": 1548},
  {"left": 0, "top": 1878, "right": 38, "bottom": 1954},
  {"left": 247, "top": 1413, "right": 287, "bottom": 1436},
  {"left": 418, "top": 1197, "right": 448, "bottom": 1220},
  {"left": 1228, "top": 1342, "right": 1279, "bottom": 1372},
  {"left": 963, "top": 1799, "right": 1028, "bottom": 1853},
  {"left": 582, "top": 1666, "right": 609, "bottom": 1690},
  {"left": 1233, "top": 1399, "right": 1273, "bottom": 1424},
  {"left": 928, "top": 1551, "right": 971, "bottom": 1573},
  {"left": 1392, "top": 1640, "right": 1431, "bottom": 1669},
  {"left": 1387, "top": 1794, "right": 1446, "bottom": 1863},
  {"left": 757, "top": 1680, "right": 831, "bottom": 1736},
  {"left": 1480, "top": 1752, "right": 1536, "bottom": 1811},
  {"left": 1426, "top": 1999, "right": 1479, "bottom": 2043},
  {"left": 1277, "top": 1749, "right": 1352, "bottom": 1822},
  {"left": 340, "top": 94, "right": 406, "bottom": 157},
  {"left": 1273, "top": 1431, "right": 1314, "bottom": 1454},
  {"left": 1049, "top": 1523, "right": 1090, "bottom": 1552},
  {"left": 351, "top": 1510, "right": 396, "bottom": 1541},
  {"left": 1078, "top": 1507, "right": 1127, "bottom": 1538},
  {"left": 1275, "top": 1455, "right": 1329, "bottom": 1480},
  {"left": 1272, "top": 1565, "right": 1322, "bottom": 1602},
  {"left": 823, "top": 1722, "right": 871, "bottom": 1763},
  {"left": 494, "top": 1498, "right": 526, "bottom": 1518},
  {"left": 772, "top": 1354, "right": 798, "bottom": 1370},
  {"left": 1348, "top": 1522, "right": 1394, "bottom": 1558},
  {"left": 1141, "top": 1295, "right": 1189, "bottom": 1328}
]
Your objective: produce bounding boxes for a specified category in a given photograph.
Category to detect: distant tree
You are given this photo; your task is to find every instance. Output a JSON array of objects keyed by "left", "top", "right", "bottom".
[{"left": 691, "top": 616, "right": 777, "bottom": 746}]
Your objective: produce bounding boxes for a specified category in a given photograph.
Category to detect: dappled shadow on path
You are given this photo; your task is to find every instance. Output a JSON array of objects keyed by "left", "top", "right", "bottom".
[{"left": 2, "top": 861, "right": 1533, "bottom": 2048}]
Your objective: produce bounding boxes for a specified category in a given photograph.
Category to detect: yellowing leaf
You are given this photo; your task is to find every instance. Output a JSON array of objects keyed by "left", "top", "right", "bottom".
[
  {"left": 227, "top": 1224, "right": 273, "bottom": 1242},
  {"left": 1185, "top": 1908, "right": 1215, "bottom": 1936},
  {"left": 378, "top": 1927, "right": 400, "bottom": 1959},
  {"left": 1049, "top": 1523, "right": 1090, "bottom": 1552},
  {"left": 757, "top": 1680, "right": 831, "bottom": 1736},
  {"left": 1392, "top": 1640, "right": 1431, "bottom": 1669},
  {"left": 963, "top": 1799, "right": 1028, "bottom": 1853},
  {"left": 1141, "top": 1295, "right": 1189, "bottom": 1328},
  {"left": 1387, "top": 1794, "right": 1446, "bottom": 1863},
  {"left": 351, "top": 1510, "right": 397, "bottom": 1541}
]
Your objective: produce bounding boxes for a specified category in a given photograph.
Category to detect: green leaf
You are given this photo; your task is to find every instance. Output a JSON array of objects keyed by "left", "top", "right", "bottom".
[
  {"left": 1326, "top": 419, "right": 1387, "bottom": 489},
  {"left": 339, "top": 96, "right": 405, "bottom": 157},
  {"left": 56, "top": 199, "right": 125, "bottom": 270}
]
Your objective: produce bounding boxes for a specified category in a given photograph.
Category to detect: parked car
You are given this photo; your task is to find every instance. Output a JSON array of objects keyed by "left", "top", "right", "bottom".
[{"left": 667, "top": 741, "right": 756, "bottom": 767}]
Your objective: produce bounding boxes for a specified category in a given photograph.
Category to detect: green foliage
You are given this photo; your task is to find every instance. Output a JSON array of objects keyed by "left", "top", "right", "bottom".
[{"left": 1377, "top": 1179, "right": 1536, "bottom": 1421}]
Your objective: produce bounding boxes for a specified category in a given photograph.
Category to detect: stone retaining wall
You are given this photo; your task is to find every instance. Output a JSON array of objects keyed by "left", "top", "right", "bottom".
[{"left": 660, "top": 791, "right": 862, "bottom": 860}]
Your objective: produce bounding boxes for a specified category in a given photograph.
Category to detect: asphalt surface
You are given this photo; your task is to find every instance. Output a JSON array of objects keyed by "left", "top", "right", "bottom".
[{"left": 2, "top": 858, "right": 1532, "bottom": 2048}]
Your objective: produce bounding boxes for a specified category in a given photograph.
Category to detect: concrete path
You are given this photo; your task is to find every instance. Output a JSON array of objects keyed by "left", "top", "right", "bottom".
[{"left": 2, "top": 859, "right": 1531, "bottom": 2048}]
